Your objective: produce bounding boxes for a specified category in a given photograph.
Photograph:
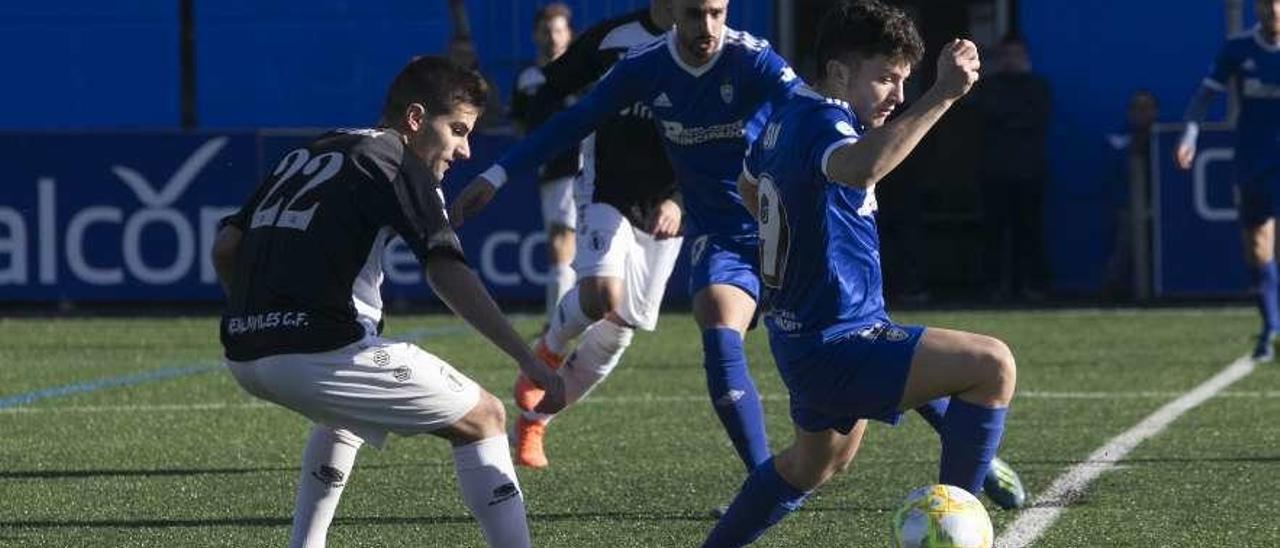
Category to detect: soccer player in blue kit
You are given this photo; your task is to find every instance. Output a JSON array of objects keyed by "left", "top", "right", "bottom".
[
  {"left": 452, "top": 0, "right": 797, "bottom": 476},
  {"left": 703, "top": 1, "right": 1018, "bottom": 544},
  {"left": 1177, "top": 0, "right": 1280, "bottom": 362},
  {"left": 452, "top": 0, "right": 1023, "bottom": 511}
]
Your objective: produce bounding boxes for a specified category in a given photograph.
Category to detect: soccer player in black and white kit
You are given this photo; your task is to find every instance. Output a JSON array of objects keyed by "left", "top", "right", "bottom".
[
  {"left": 510, "top": 3, "right": 580, "bottom": 321},
  {"left": 210, "top": 56, "right": 564, "bottom": 548},
  {"left": 500, "top": 0, "right": 681, "bottom": 468}
]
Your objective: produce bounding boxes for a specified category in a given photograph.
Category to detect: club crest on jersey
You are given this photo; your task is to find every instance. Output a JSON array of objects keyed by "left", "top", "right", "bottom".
[
  {"left": 393, "top": 366, "right": 412, "bottom": 382},
  {"left": 720, "top": 82, "right": 734, "bottom": 104},
  {"left": 1243, "top": 58, "right": 1257, "bottom": 72}
]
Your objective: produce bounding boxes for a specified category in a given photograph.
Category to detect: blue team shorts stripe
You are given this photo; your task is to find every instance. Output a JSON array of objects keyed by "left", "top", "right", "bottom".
[
  {"left": 687, "top": 233, "right": 761, "bottom": 300},
  {"left": 773, "top": 323, "right": 926, "bottom": 434}
]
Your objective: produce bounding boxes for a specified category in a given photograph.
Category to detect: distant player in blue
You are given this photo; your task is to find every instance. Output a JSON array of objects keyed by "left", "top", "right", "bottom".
[
  {"left": 451, "top": 0, "right": 796, "bottom": 475},
  {"left": 703, "top": 1, "right": 1019, "bottom": 545},
  {"left": 1177, "top": 0, "right": 1280, "bottom": 362}
]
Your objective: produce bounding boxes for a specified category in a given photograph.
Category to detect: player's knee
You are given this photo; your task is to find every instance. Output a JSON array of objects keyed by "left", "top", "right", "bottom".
[
  {"left": 470, "top": 392, "right": 507, "bottom": 433},
  {"left": 976, "top": 337, "right": 1017, "bottom": 403}
]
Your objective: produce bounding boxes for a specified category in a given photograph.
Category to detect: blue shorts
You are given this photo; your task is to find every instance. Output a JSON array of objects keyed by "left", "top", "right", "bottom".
[
  {"left": 770, "top": 323, "right": 926, "bottom": 434},
  {"left": 1236, "top": 168, "right": 1280, "bottom": 228},
  {"left": 687, "top": 233, "right": 760, "bottom": 301}
]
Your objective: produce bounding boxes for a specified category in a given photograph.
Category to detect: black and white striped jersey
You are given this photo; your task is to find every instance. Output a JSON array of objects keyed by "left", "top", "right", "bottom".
[
  {"left": 219, "top": 128, "right": 463, "bottom": 362},
  {"left": 528, "top": 9, "right": 677, "bottom": 229}
]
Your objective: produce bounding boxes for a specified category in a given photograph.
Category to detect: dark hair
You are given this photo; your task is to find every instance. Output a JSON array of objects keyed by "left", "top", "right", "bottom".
[
  {"left": 534, "top": 2, "right": 572, "bottom": 28},
  {"left": 814, "top": 0, "right": 925, "bottom": 79},
  {"left": 381, "top": 55, "right": 489, "bottom": 121}
]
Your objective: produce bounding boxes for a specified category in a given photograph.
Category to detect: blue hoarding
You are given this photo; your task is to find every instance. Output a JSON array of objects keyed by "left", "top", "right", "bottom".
[
  {"left": 0, "top": 131, "right": 691, "bottom": 304},
  {"left": 1151, "top": 125, "right": 1246, "bottom": 296}
]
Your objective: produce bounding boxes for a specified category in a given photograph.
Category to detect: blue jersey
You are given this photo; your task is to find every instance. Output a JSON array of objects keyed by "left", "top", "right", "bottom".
[
  {"left": 1205, "top": 26, "right": 1280, "bottom": 176},
  {"left": 745, "top": 86, "right": 888, "bottom": 338},
  {"left": 495, "top": 28, "right": 799, "bottom": 238}
]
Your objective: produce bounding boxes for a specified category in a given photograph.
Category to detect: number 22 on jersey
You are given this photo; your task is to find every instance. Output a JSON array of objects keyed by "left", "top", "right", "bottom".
[{"left": 250, "top": 149, "right": 345, "bottom": 231}]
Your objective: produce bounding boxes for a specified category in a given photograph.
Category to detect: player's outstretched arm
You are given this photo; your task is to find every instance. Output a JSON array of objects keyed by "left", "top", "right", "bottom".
[
  {"left": 450, "top": 55, "right": 648, "bottom": 226},
  {"left": 424, "top": 250, "right": 566, "bottom": 413},
  {"left": 1176, "top": 84, "right": 1220, "bottom": 170},
  {"left": 827, "top": 39, "right": 980, "bottom": 189}
]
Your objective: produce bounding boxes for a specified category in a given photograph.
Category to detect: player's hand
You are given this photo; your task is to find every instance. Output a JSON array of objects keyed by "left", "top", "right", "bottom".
[
  {"left": 521, "top": 358, "right": 567, "bottom": 414},
  {"left": 448, "top": 176, "right": 497, "bottom": 228},
  {"left": 934, "top": 39, "right": 981, "bottom": 100},
  {"left": 647, "top": 199, "right": 683, "bottom": 240},
  {"left": 1175, "top": 142, "right": 1195, "bottom": 170}
]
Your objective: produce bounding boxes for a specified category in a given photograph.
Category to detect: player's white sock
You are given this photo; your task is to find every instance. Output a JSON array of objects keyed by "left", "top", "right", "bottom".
[
  {"left": 545, "top": 263, "right": 575, "bottom": 321},
  {"left": 289, "top": 425, "right": 363, "bottom": 548},
  {"left": 452, "top": 435, "right": 532, "bottom": 548},
  {"left": 562, "top": 320, "right": 634, "bottom": 404},
  {"left": 545, "top": 288, "right": 593, "bottom": 355}
]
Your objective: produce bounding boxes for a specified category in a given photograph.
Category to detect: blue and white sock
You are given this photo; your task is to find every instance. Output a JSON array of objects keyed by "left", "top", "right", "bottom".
[
  {"left": 939, "top": 398, "right": 1007, "bottom": 494},
  {"left": 702, "top": 457, "right": 808, "bottom": 548},
  {"left": 702, "top": 327, "right": 770, "bottom": 470},
  {"left": 1252, "top": 261, "right": 1279, "bottom": 335}
]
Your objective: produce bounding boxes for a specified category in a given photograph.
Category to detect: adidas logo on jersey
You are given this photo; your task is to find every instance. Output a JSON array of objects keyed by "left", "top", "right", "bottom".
[{"left": 654, "top": 92, "right": 672, "bottom": 108}]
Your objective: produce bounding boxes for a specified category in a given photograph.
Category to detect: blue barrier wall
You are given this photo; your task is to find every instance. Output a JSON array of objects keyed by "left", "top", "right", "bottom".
[
  {"left": 0, "top": 1, "right": 773, "bottom": 130},
  {"left": 0, "top": 1, "right": 179, "bottom": 129},
  {"left": 1021, "top": 0, "right": 1250, "bottom": 293}
]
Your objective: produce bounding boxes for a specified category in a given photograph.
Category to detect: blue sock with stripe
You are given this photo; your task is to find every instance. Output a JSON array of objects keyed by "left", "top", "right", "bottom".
[
  {"left": 702, "top": 327, "right": 771, "bottom": 470},
  {"left": 939, "top": 398, "right": 1007, "bottom": 494},
  {"left": 702, "top": 457, "right": 808, "bottom": 548}
]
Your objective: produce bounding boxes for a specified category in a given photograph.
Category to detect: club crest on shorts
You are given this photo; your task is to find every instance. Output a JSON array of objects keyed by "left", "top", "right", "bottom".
[
  {"left": 885, "top": 327, "right": 909, "bottom": 342},
  {"left": 590, "top": 230, "right": 607, "bottom": 252},
  {"left": 720, "top": 81, "right": 734, "bottom": 104}
]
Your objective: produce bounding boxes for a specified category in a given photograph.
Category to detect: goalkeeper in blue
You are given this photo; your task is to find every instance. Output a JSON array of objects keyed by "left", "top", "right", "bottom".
[{"left": 703, "top": 1, "right": 1020, "bottom": 545}]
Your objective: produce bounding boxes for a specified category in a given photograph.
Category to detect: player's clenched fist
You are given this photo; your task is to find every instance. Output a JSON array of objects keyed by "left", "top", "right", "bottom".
[
  {"left": 448, "top": 176, "right": 497, "bottom": 228},
  {"left": 934, "top": 38, "right": 980, "bottom": 100}
]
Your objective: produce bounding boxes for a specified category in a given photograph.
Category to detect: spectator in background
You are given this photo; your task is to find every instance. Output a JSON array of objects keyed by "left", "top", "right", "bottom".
[
  {"left": 973, "top": 34, "right": 1051, "bottom": 302},
  {"left": 1103, "top": 90, "right": 1158, "bottom": 299},
  {"left": 448, "top": 35, "right": 506, "bottom": 130},
  {"left": 511, "top": 3, "right": 579, "bottom": 323}
]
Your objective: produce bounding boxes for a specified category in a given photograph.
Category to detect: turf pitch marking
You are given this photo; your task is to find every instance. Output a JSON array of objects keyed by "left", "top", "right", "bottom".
[{"left": 995, "top": 355, "right": 1257, "bottom": 548}]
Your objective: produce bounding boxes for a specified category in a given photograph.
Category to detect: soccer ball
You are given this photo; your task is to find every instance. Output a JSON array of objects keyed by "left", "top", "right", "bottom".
[{"left": 892, "top": 484, "right": 993, "bottom": 548}]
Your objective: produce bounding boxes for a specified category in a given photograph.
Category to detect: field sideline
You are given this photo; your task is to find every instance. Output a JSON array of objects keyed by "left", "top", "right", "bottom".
[{"left": 1, "top": 309, "right": 1278, "bottom": 547}]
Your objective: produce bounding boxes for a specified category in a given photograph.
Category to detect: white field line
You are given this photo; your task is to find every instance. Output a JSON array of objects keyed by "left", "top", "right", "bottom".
[
  {"left": 996, "top": 355, "right": 1257, "bottom": 548},
  {"left": 3, "top": 386, "right": 1278, "bottom": 414}
]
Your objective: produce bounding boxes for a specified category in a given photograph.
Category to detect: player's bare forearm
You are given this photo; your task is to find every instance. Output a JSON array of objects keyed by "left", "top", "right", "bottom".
[
  {"left": 211, "top": 225, "right": 241, "bottom": 297},
  {"left": 737, "top": 174, "right": 760, "bottom": 220},
  {"left": 827, "top": 89, "right": 955, "bottom": 189},
  {"left": 425, "top": 253, "right": 534, "bottom": 361}
]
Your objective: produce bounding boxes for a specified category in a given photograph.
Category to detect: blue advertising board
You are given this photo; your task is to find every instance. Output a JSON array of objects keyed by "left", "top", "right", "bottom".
[
  {"left": 0, "top": 131, "right": 691, "bottom": 304},
  {"left": 1151, "top": 125, "right": 1247, "bottom": 296}
]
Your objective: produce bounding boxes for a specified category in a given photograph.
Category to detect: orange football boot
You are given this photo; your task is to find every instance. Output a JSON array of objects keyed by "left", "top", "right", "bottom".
[
  {"left": 513, "top": 337, "right": 564, "bottom": 411},
  {"left": 512, "top": 414, "right": 549, "bottom": 468}
]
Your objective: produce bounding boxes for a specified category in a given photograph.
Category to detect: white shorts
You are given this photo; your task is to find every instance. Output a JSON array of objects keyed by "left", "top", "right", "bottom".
[
  {"left": 573, "top": 202, "right": 683, "bottom": 331},
  {"left": 539, "top": 175, "right": 576, "bottom": 230},
  {"left": 225, "top": 336, "right": 482, "bottom": 448}
]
